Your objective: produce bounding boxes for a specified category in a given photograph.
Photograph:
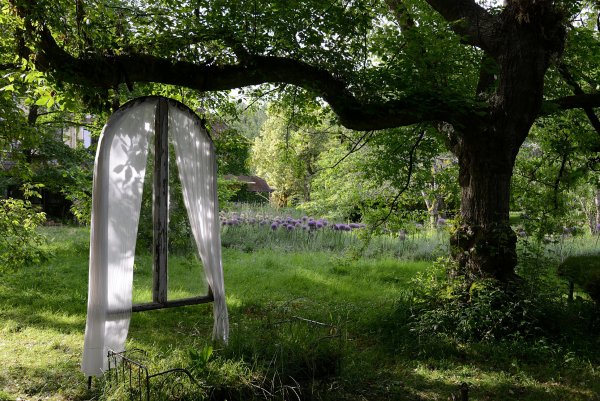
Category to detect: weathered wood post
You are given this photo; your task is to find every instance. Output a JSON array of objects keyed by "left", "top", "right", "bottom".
[{"left": 153, "top": 97, "right": 169, "bottom": 304}]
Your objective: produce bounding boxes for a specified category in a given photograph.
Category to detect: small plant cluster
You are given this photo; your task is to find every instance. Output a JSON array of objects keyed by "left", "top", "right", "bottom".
[
  {"left": 0, "top": 197, "right": 48, "bottom": 271},
  {"left": 409, "top": 238, "right": 600, "bottom": 346}
]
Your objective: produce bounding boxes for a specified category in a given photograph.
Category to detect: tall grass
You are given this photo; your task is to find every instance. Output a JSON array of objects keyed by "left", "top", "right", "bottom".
[{"left": 220, "top": 203, "right": 450, "bottom": 260}]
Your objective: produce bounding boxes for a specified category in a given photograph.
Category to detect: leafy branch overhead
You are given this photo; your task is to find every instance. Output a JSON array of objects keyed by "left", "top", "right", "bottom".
[{"left": 5, "top": 0, "right": 599, "bottom": 132}]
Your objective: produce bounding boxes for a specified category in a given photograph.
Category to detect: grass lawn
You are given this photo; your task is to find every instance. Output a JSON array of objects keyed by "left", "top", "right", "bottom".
[{"left": 1, "top": 226, "right": 599, "bottom": 400}]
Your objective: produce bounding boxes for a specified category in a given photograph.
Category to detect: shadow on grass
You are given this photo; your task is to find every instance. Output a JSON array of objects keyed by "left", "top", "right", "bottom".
[
  {"left": 358, "top": 296, "right": 600, "bottom": 401},
  {"left": 1, "top": 364, "right": 93, "bottom": 401}
]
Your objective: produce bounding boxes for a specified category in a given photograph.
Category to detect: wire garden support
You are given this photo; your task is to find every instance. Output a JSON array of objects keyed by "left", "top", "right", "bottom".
[{"left": 104, "top": 349, "right": 200, "bottom": 401}]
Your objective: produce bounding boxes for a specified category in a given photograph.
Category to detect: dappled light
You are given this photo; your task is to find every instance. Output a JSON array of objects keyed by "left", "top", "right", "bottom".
[{"left": 82, "top": 99, "right": 154, "bottom": 377}]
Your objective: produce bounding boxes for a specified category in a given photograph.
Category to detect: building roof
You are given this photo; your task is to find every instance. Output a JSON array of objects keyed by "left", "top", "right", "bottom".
[{"left": 222, "top": 175, "right": 274, "bottom": 193}]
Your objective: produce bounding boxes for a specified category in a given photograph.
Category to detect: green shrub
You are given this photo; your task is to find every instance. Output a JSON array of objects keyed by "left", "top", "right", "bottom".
[
  {"left": 0, "top": 197, "right": 48, "bottom": 271},
  {"left": 409, "top": 258, "right": 543, "bottom": 342},
  {"left": 409, "top": 241, "right": 600, "bottom": 346},
  {"left": 558, "top": 254, "right": 600, "bottom": 303}
]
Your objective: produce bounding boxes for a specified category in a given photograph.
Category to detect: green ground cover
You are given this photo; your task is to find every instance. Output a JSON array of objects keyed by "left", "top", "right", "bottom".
[{"left": 1, "top": 226, "right": 599, "bottom": 400}]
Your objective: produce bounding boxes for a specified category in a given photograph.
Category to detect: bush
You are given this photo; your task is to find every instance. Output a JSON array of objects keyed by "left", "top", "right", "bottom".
[
  {"left": 409, "top": 240, "right": 600, "bottom": 346},
  {"left": 409, "top": 257, "right": 550, "bottom": 343},
  {"left": 558, "top": 254, "right": 600, "bottom": 303},
  {"left": 0, "top": 197, "right": 48, "bottom": 270}
]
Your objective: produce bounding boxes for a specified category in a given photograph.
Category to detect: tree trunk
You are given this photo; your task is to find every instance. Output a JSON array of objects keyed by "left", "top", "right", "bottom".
[
  {"left": 448, "top": 1, "right": 565, "bottom": 282},
  {"left": 422, "top": 191, "right": 445, "bottom": 228},
  {"left": 451, "top": 136, "right": 518, "bottom": 281}
]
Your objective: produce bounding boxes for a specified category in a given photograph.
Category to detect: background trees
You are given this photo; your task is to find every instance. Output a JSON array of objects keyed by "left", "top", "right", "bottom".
[
  {"left": 2, "top": 0, "right": 599, "bottom": 282},
  {"left": 252, "top": 107, "right": 330, "bottom": 206},
  {"left": 512, "top": 110, "right": 600, "bottom": 237}
]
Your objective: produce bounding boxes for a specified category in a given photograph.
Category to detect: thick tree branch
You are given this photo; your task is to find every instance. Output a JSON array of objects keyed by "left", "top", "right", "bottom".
[
  {"left": 558, "top": 64, "right": 600, "bottom": 136},
  {"left": 28, "top": 25, "right": 472, "bottom": 131},
  {"left": 424, "top": 0, "right": 499, "bottom": 52},
  {"left": 545, "top": 93, "right": 600, "bottom": 113}
]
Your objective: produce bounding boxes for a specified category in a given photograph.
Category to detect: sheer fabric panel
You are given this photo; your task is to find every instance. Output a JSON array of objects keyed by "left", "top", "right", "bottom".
[
  {"left": 81, "top": 100, "right": 155, "bottom": 376},
  {"left": 170, "top": 106, "right": 229, "bottom": 342}
]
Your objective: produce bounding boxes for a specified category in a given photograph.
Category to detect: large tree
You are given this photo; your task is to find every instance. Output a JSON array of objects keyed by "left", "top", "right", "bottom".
[{"left": 3, "top": 0, "right": 600, "bottom": 281}]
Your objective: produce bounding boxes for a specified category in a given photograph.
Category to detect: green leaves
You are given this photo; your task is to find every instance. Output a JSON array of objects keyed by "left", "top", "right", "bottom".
[
  {"left": 0, "top": 195, "right": 48, "bottom": 272},
  {"left": 189, "top": 345, "right": 214, "bottom": 374},
  {"left": 34, "top": 94, "right": 54, "bottom": 107},
  {"left": 512, "top": 110, "right": 600, "bottom": 237}
]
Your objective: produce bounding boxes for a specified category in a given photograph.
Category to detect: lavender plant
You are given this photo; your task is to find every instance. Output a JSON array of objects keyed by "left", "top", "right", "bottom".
[{"left": 219, "top": 205, "right": 449, "bottom": 259}]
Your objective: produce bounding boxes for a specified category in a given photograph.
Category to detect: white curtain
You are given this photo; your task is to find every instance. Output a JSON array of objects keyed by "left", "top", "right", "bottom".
[
  {"left": 170, "top": 105, "right": 229, "bottom": 342},
  {"left": 82, "top": 98, "right": 228, "bottom": 377}
]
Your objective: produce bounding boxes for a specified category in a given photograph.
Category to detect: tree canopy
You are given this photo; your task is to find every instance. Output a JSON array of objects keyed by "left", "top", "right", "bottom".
[{"left": 2, "top": 1, "right": 596, "bottom": 126}]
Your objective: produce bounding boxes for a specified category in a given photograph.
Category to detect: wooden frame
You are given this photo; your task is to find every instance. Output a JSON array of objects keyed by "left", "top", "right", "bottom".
[{"left": 131, "top": 97, "right": 213, "bottom": 313}]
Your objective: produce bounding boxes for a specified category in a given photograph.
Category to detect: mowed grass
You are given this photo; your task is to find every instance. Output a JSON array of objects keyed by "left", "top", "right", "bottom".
[{"left": 1, "top": 226, "right": 599, "bottom": 400}]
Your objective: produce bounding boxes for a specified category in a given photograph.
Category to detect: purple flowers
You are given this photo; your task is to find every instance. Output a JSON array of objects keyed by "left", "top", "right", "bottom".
[
  {"left": 222, "top": 212, "right": 366, "bottom": 234},
  {"left": 331, "top": 224, "right": 351, "bottom": 231},
  {"left": 337, "top": 224, "right": 351, "bottom": 231}
]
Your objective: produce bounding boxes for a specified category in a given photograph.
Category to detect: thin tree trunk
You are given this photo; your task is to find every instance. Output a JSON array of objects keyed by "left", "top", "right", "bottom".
[
  {"left": 421, "top": 191, "right": 439, "bottom": 227},
  {"left": 595, "top": 187, "right": 600, "bottom": 234}
]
